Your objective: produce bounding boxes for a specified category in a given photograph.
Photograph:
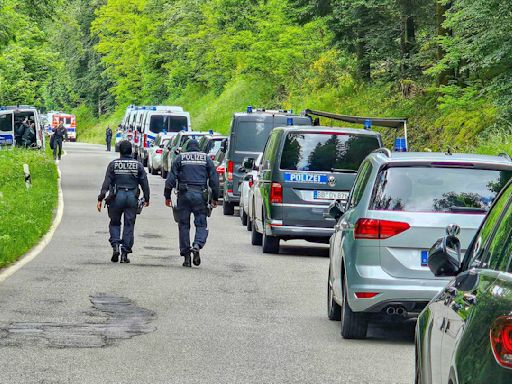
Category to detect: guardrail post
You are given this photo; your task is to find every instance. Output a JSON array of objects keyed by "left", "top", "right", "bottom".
[{"left": 23, "top": 164, "right": 31, "bottom": 190}]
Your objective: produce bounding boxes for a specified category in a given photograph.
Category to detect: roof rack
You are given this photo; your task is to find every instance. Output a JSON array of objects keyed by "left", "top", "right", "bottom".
[
  {"left": 373, "top": 148, "right": 392, "bottom": 157},
  {"left": 0, "top": 105, "right": 37, "bottom": 110},
  {"left": 498, "top": 152, "right": 512, "bottom": 161}
]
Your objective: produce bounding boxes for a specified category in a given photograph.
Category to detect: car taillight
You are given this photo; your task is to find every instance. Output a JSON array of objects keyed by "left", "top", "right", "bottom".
[
  {"left": 355, "top": 292, "right": 380, "bottom": 299},
  {"left": 156, "top": 149, "right": 163, "bottom": 154},
  {"left": 270, "top": 183, "right": 282, "bottom": 204},
  {"left": 490, "top": 316, "right": 512, "bottom": 369},
  {"left": 249, "top": 180, "right": 254, "bottom": 188},
  {"left": 144, "top": 134, "right": 147, "bottom": 148},
  {"left": 210, "top": 154, "right": 215, "bottom": 160},
  {"left": 216, "top": 165, "right": 225, "bottom": 175},
  {"left": 354, "top": 219, "right": 410, "bottom": 240},
  {"left": 227, "top": 161, "right": 234, "bottom": 181}
]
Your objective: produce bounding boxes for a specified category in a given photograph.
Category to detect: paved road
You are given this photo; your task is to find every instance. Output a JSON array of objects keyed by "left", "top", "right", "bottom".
[{"left": 0, "top": 143, "right": 414, "bottom": 384}]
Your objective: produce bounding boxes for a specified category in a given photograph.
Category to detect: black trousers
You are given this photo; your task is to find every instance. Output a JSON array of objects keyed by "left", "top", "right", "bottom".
[
  {"left": 108, "top": 190, "right": 138, "bottom": 254},
  {"left": 106, "top": 138, "right": 112, "bottom": 152},
  {"left": 177, "top": 190, "right": 209, "bottom": 256},
  {"left": 53, "top": 139, "right": 63, "bottom": 159}
]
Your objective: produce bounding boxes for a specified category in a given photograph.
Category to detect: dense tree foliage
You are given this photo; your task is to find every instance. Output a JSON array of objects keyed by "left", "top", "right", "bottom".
[{"left": 1, "top": 0, "right": 512, "bottom": 149}]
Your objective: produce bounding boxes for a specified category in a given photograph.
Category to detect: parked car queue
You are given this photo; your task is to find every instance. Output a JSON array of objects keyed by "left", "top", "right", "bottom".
[{"left": 134, "top": 106, "right": 512, "bottom": 384}]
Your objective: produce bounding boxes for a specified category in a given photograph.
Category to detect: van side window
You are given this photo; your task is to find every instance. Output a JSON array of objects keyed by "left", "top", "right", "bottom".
[
  {"left": 261, "top": 132, "right": 279, "bottom": 170},
  {"left": 469, "top": 184, "right": 512, "bottom": 269},
  {"left": 348, "top": 161, "right": 373, "bottom": 209}
]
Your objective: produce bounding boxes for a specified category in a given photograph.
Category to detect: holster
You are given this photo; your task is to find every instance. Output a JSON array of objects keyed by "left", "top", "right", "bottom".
[{"left": 105, "top": 185, "right": 117, "bottom": 206}]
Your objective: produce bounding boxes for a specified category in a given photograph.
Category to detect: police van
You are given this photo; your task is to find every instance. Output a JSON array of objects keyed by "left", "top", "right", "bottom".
[
  {"left": 137, "top": 106, "right": 191, "bottom": 166},
  {"left": 251, "top": 125, "right": 382, "bottom": 253},
  {"left": 0, "top": 106, "right": 45, "bottom": 149},
  {"left": 221, "top": 107, "right": 312, "bottom": 215}
]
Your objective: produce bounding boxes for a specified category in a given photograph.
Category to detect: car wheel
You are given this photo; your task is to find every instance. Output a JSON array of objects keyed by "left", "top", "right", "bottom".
[
  {"left": 223, "top": 201, "right": 235, "bottom": 216},
  {"left": 341, "top": 277, "right": 368, "bottom": 339},
  {"left": 327, "top": 267, "right": 341, "bottom": 321},
  {"left": 161, "top": 169, "right": 168, "bottom": 179},
  {"left": 241, "top": 209, "right": 248, "bottom": 226},
  {"left": 143, "top": 156, "right": 148, "bottom": 167},
  {"left": 246, "top": 213, "right": 253, "bottom": 231},
  {"left": 251, "top": 219, "right": 263, "bottom": 246},
  {"left": 151, "top": 165, "right": 158, "bottom": 176}
]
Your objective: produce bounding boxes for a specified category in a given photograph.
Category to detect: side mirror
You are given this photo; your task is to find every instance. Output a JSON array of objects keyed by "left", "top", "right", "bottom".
[
  {"left": 220, "top": 139, "right": 228, "bottom": 153},
  {"left": 174, "top": 147, "right": 182, "bottom": 155},
  {"left": 428, "top": 224, "right": 462, "bottom": 277},
  {"left": 328, "top": 200, "right": 345, "bottom": 221}
]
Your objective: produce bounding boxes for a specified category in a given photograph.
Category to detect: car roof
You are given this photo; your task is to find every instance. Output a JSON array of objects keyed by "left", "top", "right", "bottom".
[
  {"left": 370, "top": 151, "right": 512, "bottom": 167},
  {"left": 276, "top": 125, "right": 382, "bottom": 137}
]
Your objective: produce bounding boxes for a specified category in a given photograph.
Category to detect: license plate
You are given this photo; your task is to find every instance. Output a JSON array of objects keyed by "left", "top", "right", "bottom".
[
  {"left": 314, "top": 191, "right": 348, "bottom": 201},
  {"left": 421, "top": 250, "right": 429, "bottom": 267}
]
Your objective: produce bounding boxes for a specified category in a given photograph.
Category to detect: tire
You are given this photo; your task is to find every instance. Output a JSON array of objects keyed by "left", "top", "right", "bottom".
[
  {"left": 246, "top": 217, "right": 252, "bottom": 232},
  {"left": 161, "top": 169, "right": 168, "bottom": 179},
  {"left": 251, "top": 219, "right": 263, "bottom": 246},
  {"left": 262, "top": 230, "right": 280, "bottom": 254},
  {"left": 143, "top": 156, "right": 148, "bottom": 167},
  {"left": 327, "top": 267, "right": 341, "bottom": 321},
  {"left": 223, "top": 201, "right": 235, "bottom": 216},
  {"left": 151, "top": 164, "right": 158, "bottom": 176},
  {"left": 415, "top": 346, "right": 422, "bottom": 384},
  {"left": 341, "top": 277, "right": 368, "bottom": 339},
  {"left": 241, "top": 209, "right": 248, "bottom": 226}
]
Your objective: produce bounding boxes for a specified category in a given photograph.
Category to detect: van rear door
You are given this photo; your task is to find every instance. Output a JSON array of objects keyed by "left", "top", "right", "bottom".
[
  {"left": 0, "top": 112, "right": 14, "bottom": 147},
  {"left": 278, "top": 131, "right": 381, "bottom": 228}
]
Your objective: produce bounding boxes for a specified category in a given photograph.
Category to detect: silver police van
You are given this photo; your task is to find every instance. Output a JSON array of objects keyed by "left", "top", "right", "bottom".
[{"left": 0, "top": 106, "right": 45, "bottom": 149}]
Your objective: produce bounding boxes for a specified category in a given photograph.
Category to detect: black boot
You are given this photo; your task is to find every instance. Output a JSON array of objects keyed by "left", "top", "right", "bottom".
[
  {"left": 182, "top": 253, "right": 192, "bottom": 268},
  {"left": 111, "top": 246, "right": 120, "bottom": 263},
  {"left": 192, "top": 245, "right": 201, "bottom": 266},
  {"left": 120, "top": 252, "right": 130, "bottom": 264}
]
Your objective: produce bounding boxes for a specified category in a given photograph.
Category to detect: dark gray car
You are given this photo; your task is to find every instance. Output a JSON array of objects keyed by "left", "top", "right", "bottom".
[
  {"left": 222, "top": 109, "right": 312, "bottom": 215},
  {"left": 251, "top": 126, "right": 382, "bottom": 253}
]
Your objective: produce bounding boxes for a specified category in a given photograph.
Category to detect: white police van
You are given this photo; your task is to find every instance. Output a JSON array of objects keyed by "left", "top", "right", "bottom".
[
  {"left": 137, "top": 106, "right": 191, "bottom": 166},
  {"left": 0, "top": 106, "right": 45, "bottom": 149}
]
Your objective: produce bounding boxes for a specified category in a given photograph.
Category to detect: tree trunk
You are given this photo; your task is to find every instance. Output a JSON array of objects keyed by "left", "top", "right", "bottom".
[
  {"left": 436, "top": 0, "right": 453, "bottom": 85},
  {"left": 356, "top": 39, "right": 371, "bottom": 82},
  {"left": 399, "top": 0, "right": 417, "bottom": 76}
]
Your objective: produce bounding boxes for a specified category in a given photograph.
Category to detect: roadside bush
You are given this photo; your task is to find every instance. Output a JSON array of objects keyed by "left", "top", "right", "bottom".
[{"left": 0, "top": 148, "right": 58, "bottom": 267}]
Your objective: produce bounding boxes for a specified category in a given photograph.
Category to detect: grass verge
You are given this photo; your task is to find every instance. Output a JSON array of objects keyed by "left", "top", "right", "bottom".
[{"left": 0, "top": 147, "right": 58, "bottom": 268}]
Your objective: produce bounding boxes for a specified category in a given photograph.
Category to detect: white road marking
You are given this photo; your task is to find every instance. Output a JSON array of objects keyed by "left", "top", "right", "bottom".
[{"left": 0, "top": 166, "right": 64, "bottom": 283}]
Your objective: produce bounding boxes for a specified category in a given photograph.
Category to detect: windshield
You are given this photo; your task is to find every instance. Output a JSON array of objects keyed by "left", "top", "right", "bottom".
[
  {"left": 370, "top": 167, "right": 512, "bottom": 213},
  {"left": 149, "top": 115, "right": 188, "bottom": 134},
  {"left": 207, "top": 139, "right": 223, "bottom": 154},
  {"left": 280, "top": 132, "right": 381, "bottom": 172},
  {"left": 235, "top": 121, "right": 275, "bottom": 153}
]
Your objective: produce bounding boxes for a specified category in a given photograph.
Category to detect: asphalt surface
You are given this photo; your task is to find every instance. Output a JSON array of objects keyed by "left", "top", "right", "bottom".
[{"left": 0, "top": 143, "right": 415, "bottom": 383}]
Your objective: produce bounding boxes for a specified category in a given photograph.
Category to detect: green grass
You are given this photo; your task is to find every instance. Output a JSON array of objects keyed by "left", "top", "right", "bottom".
[
  {"left": 0, "top": 147, "right": 58, "bottom": 267},
  {"left": 75, "top": 75, "right": 499, "bottom": 154}
]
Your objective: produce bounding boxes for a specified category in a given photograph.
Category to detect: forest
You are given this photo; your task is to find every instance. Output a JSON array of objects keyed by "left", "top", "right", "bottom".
[{"left": 1, "top": 0, "right": 511, "bottom": 152}]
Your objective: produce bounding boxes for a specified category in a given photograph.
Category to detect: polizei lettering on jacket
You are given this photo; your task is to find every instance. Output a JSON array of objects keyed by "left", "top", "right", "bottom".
[
  {"left": 284, "top": 172, "right": 328, "bottom": 184},
  {"left": 114, "top": 160, "right": 139, "bottom": 175},
  {"left": 181, "top": 153, "right": 207, "bottom": 165}
]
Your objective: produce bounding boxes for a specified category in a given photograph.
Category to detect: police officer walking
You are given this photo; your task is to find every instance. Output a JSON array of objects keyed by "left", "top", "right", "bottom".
[
  {"left": 53, "top": 123, "right": 68, "bottom": 160},
  {"left": 106, "top": 126, "right": 113, "bottom": 152},
  {"left": 164, "top": 139, "right": 220, "bottom": 267},
  {"left": 97, "top": 140, "right": 150, "bottom": 264}
]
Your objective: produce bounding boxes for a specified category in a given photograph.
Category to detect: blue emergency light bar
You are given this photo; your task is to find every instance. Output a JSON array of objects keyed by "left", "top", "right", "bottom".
[
  {"left": 364, "top": 119, "right": 372, "bottom": 130},
  {"left": 209, "top": 130, "right": 214, "bottom": 135},
  {"left": 394, "top": 138, "right": 407, "bottom": 152},
  {"left": 287, "top": 118, "right": 294, "bottom": 126},
  {"left": 247, "top": 106, "right": 253, "bottom": 114}
]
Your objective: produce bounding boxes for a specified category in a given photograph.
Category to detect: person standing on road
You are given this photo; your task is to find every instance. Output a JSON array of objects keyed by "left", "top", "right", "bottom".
[
  {"left": 53, "top": 123, "right": 68, "bottom": 160},
  {"left": 164, "top": 139, "right": 220, "bottom": 267},
  {"left": 106, "top": 126, "right": 113, "bottom": 152},
  {"left": 97, "top": 140, "right": 150, "bottom": 264}
]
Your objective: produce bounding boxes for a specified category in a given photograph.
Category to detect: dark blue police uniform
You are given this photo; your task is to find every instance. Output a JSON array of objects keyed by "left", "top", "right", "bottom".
[
  {"left": 98, "top": 156, "right": 150, "bottom": 260},
  {"left": 164, "top": 140, "right": 220, "bottom": 263}
]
